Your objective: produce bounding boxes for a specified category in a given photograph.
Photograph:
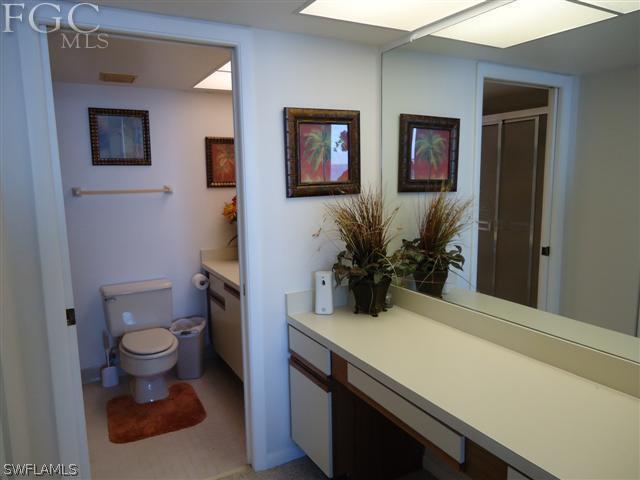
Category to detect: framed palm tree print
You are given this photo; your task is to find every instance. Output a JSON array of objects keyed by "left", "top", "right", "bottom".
[
  {"left": 398, "top": 114, "right": 459, "bottom": 192},
  {"left": 205, "top": 137, "right": 235, "bottom": 188},
  {"left": 284, "top": 108, "right": 360, "bottom": 197}
]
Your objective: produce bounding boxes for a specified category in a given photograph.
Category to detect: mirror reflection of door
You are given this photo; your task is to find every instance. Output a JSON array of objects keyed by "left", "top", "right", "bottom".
[{"left": 477, "top": 81, "right": 549, "bottom": 308}]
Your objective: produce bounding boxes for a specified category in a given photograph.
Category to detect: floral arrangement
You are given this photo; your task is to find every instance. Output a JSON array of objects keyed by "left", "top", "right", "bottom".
[{"left": 223, "top": 195, "right": 237, "bottom": 223}]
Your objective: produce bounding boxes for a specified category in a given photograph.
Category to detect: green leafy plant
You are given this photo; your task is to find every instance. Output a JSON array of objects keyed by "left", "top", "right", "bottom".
[
  {"left": 393, "top": 190, "right": 471, "bottom": 278},
  {"left": 325, "top": 189, "right": 398, "bottom": 286}
]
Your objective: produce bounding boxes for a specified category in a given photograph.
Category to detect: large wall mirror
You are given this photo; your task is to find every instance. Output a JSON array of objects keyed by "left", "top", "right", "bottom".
[{"left": 382, "top": 7, "right": 639, "bottom": 362}]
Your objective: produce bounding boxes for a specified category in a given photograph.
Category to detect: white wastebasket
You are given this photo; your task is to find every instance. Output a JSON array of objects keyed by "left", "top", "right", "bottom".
[{"left": 170, "top": 316, "right": 206, "bottom": 380}]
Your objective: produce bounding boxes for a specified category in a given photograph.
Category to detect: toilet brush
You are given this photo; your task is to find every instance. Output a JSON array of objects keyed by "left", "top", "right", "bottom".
[{"left": 101, "top": 331, "right": 118, "bottom": 388}]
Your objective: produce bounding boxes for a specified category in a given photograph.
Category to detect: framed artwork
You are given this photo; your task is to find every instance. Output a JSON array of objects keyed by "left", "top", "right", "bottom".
[
  {"left": 205, "top": 137, "right": 236, "bottom": 187},
  {"left": 398, "top": 114, "right": 459, "bottom": 192},
  {"left": 88, "top": 108, "right": 151, "bottom": 165},
  {"left": 284, "top": 107, "right": 360, "bottom": 198}
]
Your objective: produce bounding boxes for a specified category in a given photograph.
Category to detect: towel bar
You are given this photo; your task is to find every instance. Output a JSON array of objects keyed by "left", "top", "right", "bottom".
[{"left": 71, "top": 185, "right": 173, "bottom": 197}]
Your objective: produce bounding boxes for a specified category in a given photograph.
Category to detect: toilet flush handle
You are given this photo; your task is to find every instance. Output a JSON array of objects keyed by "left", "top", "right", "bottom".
[{"left": 104, "top": 296, "right": 117, "bottom": 303}]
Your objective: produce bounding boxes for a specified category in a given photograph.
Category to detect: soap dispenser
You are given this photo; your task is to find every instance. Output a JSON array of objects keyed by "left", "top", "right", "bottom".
[{"left": 314, "top": 271, "right": 334, "bottom": 315}]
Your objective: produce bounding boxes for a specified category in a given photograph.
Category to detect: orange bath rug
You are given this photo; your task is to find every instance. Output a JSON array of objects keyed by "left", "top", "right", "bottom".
[{"left": 106, "top": 382, "right": 206, "bottom": 443}]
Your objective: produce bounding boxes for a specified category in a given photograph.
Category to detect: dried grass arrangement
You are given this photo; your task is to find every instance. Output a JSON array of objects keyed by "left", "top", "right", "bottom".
[
  {"left": 325, "top": 188, "right": 398, "bottom": 316},
  {"left": 394, "top": 190, "right": 471, "bottom": 296}
]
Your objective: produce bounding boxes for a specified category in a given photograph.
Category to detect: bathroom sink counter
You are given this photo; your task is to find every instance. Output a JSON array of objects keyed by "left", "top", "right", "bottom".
[
  {"left": 201, "top": 259, "right": 240, "bottom": 290},
  {"left": 200, "top": 247, "right": 240, "bottom": 289},
  {"left": 286, "top": 297, "right": 640, "bottom": 480}
]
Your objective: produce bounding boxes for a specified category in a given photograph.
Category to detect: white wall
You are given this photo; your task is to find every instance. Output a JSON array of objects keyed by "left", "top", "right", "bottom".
[
  {"left": 249, "top": 28, "right": 381, "bottom": 463},
  {"left": 0, "top": 25, "right": 60, "bottom": 466},
  {"left": 382, "top": 50, "right": 478, "bottom": 289},
  {"left": 53, "top": 83, "right": 235, "bottom": 371},
  {"left": 561, "top": 66, "right": 640, "bottom": 335}
]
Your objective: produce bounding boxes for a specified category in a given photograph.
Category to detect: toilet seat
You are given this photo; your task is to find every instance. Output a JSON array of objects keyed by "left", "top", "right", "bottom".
[{"left": 121, "top": 328, "right": 176, "bottom": 356}]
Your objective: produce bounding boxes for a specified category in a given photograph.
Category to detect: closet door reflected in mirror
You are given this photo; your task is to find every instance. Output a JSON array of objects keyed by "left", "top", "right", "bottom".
[{"left": 478, "top": 113, "right": 547, "bottom": 308}]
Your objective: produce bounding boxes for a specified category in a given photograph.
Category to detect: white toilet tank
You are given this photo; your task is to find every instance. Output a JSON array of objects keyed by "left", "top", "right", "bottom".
[{"left": 100, "top": 278, "right": 172, "bottom": 337}]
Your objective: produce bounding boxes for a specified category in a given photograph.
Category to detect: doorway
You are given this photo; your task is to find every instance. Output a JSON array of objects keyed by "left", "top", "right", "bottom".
[
  {"left": 476, "top": 81, "right": 550, "bottom": 308},
  {"left": 46, "top": 30, "right": 250, "bottom": 479}
]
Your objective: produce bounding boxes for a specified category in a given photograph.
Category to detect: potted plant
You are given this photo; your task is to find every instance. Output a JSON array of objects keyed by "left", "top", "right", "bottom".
[
  {"left": 326, "top": 190, "right": 397, "bottom": 317},
  {"left": 393, "top": 191, "right": 471, "bottom": 297}
]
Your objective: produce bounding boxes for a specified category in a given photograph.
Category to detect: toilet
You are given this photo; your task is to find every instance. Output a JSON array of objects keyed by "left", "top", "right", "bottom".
[{"left": 100, "top": 278, "right": 178, "bottom": 404}]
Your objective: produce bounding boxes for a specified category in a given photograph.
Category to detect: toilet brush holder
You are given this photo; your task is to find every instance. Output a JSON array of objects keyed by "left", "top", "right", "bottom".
[{"left": 101, "top": 365, "right": 119, "bottom": 388}]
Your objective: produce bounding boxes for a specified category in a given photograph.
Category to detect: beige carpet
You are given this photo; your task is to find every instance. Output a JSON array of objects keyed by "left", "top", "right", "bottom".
[
  {"left": 214, "top": 458, "right": 326, "bottom": 480},
  {"left": 214, "top": 457, "right": 437, "bottom": 480}
]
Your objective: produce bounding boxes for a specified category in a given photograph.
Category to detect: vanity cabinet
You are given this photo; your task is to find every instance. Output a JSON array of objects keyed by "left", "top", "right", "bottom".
[
  {"left": 207, "top": 273, "right": 243, "bottom": 380},
  {"left": 288, "top": 325, "right": 533, "bottom": 480}
]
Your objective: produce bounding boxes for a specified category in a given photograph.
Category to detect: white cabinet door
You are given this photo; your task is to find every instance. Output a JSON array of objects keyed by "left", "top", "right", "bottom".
[
  {"left": 209, "top": 284, "right": 243, "bottom": 380},
  {"left": 289, "top": 363, "right": 333, "bottom": 478}
]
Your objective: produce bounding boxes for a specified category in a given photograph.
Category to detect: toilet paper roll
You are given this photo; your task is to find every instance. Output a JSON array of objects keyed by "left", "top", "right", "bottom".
[{"left": 192, "top": 273, "right": 209, "bottom": 290}]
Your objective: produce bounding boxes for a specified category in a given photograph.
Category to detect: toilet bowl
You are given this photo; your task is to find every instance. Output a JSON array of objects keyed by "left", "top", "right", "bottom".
[
  {"left": 100, "top": 278, "right": 177, "bottom": 404},
  {"left": 119, "top": 328, "right": 178, "bottom": 403}
]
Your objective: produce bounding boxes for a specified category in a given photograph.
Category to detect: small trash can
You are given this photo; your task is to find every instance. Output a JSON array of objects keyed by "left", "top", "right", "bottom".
[{"left": 170, "top": 316, "right": 206, "bottom": 379}]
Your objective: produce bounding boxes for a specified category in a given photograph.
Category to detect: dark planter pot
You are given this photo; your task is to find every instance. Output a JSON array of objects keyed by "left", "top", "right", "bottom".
[
  {"left": 413, "top": 269, "right": 448, "bottom": 298},
  {"left": 350, "top": 276, "right": 391, "bottom": 317}
]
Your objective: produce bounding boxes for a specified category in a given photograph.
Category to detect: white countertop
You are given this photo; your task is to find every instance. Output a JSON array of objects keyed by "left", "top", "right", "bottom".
[
  {"left": 201, "top": 259, "right": 240, "bottom": 289},
  {"left": 288, "top": 305, "right": 640, "bottom": 480}
]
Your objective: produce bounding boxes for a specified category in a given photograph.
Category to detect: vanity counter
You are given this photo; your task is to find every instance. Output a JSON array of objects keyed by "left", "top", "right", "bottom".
[
  {"left": 201, "top": 259, "right": 240, "bottom": 290},
  {"left": 287, "top": 301, "right": 639, "bottom": 480}
]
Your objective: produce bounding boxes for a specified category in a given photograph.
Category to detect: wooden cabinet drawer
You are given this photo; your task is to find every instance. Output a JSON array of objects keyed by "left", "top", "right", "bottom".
[
  {"left": 347, "top": 363, "right": 465, "bottom": 464},
  {"left": 289, "top": 362, "right": 333, "bottom": 477},
  {"left": 288, "top": 326, "right": 331, "bottom": 375}
]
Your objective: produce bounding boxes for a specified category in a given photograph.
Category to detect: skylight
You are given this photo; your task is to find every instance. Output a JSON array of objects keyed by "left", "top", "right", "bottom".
[
  {"left": 431, "top": 0, "right": 615, "bottom": 48},
  {"left": 194, "top": 61, "right": 232, "bottom": 91},
  {"left": 299, "top": 0, "right": 486, "bottom": 32}
]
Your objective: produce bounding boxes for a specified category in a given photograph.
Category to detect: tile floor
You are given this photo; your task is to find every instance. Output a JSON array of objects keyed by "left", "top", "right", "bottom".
[{"left": 83, "top": 357, "right": 247, "bottom": 480}]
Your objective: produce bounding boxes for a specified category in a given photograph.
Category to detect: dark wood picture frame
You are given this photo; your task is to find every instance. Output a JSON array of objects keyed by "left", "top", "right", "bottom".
[
  {"left": 398, "top": 114, "right": 460, "bottom": 192},
  {"left": 284, "top": 107, "right": 360, "bottom": 198},
  {"left": 205, "top": 137, "right": 236, "bottom": 188},
  {"left": 88, "top": 108, "right": 151, "bottom": 166}
]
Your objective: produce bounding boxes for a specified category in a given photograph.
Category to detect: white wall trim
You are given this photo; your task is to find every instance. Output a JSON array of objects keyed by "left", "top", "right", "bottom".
[
  {"left": 470, "top": 62, "right": 576, "bottom": 314},
  {"left": 482, "top": 106, "right": 549, "bottom": 125},
  {"left": 21, "top": 0, "right": 273, "bottom": 472}
]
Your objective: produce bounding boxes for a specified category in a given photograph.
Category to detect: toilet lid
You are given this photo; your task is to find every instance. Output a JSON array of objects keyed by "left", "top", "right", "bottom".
[{"left": 121, "top": 328, "right": 174, "bottom": 355}]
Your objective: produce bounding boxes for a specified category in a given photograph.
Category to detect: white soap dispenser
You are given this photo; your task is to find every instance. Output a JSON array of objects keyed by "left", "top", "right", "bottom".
[{"left": 315, "top": 271, "right": 334, "bottom": 315}]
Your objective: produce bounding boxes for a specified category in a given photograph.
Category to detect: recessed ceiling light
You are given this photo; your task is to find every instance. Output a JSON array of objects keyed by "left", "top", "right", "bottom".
[
  {"left": 194, "top": 61, "right": 232, "bottom": 91},
  {"left": 579, "top": 0, "right": 640, "bottom": 14},
  {"left": 431, "top": 0, "right": 616, "bottom": 48},
  {"left": 300, "top": 0, "right": 486, "bottom": 32}
]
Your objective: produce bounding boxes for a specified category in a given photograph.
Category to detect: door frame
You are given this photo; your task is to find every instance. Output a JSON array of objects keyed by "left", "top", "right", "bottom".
[
  {"left": 470, "top": 63, "right": 578, "bottom": 314},
  {"left": 18, "top": 4, "right": 266, "bottom": 476}
]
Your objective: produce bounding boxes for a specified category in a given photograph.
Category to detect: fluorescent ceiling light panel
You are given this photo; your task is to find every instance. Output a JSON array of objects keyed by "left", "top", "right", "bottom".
[
  {"left": 579, "top": 0, "right": 640, "bottom": 13},
  {"left": 194, "top": 61, "right": 232, "bottom": 90},
  {"left": 432, "top": 0, "right": 616, "bottom": 48},
  {"left": 300, "top": 0, "right": 485, "bottom": 31}
]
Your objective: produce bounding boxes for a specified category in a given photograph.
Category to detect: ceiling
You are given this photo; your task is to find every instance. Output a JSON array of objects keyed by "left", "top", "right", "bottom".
[
  {"left": 48, "top": 31, "right": 232, "bottom": 90},
  {"left": 483, "top": 81, "right": 549, "bottom": 115},
  {"left": 404, "top": 10, "right": 640, "bottom": 75},
  {"left": 92, "top": 0, "right": 406, "bottom": 45},
  {"left": 72, "top": 1, "right": 638, "bottom": 76}
]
